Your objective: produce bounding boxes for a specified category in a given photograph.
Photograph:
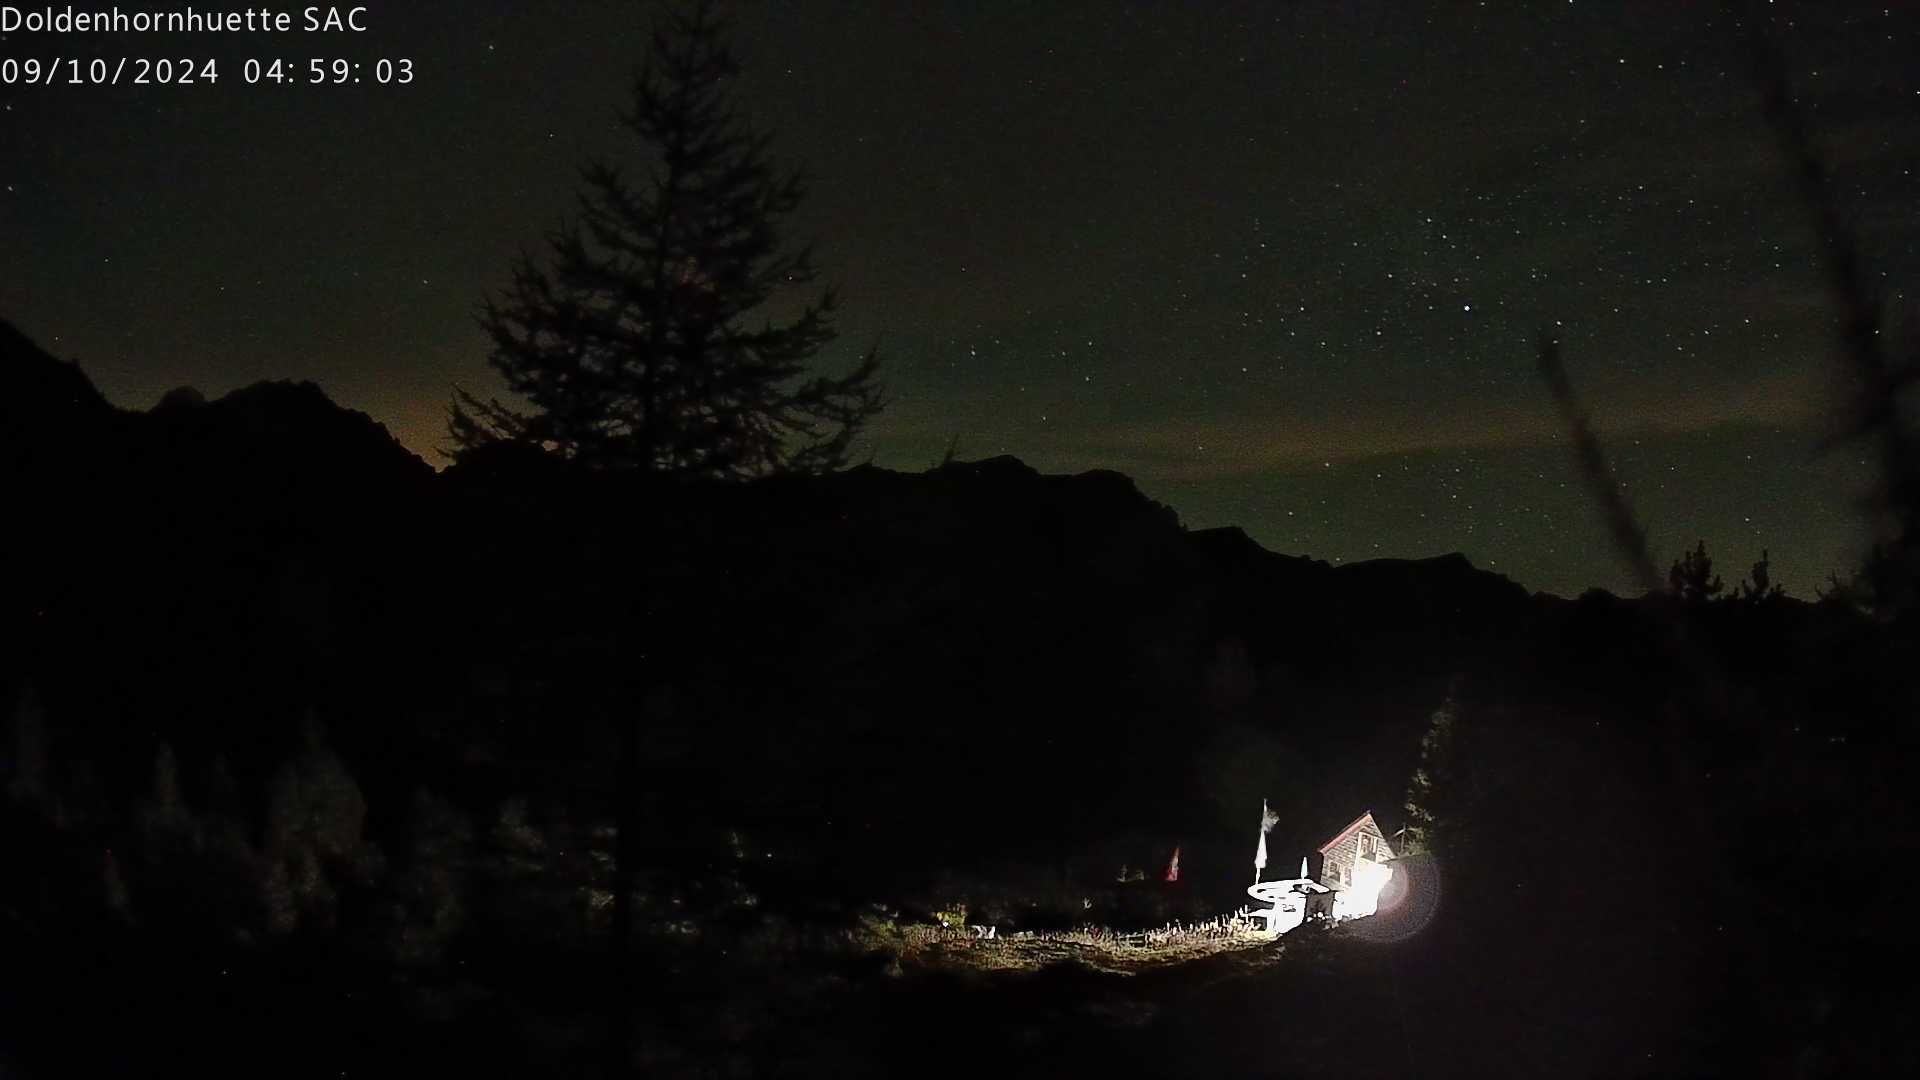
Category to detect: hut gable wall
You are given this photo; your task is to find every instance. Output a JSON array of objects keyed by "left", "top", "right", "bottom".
[{"left": 1316, "top": 812, "right": 1394, "bottom": 891}]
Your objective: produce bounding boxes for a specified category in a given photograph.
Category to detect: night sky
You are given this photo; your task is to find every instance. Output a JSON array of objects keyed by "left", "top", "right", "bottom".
[{"left": 4, "top": 2, "right": 1915, "bottom": 597}]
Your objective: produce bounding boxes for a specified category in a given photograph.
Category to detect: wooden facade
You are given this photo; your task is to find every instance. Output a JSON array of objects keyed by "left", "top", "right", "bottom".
[{"left": 1316, "top": 811, "right": 1394, "bottom": 891}]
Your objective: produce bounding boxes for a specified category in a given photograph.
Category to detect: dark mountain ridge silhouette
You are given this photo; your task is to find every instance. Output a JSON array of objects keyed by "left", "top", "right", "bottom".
[
  {"left": 2, "top": 320, "right": 1553, "bottom": 859},
  {"left": 6, "top": 324, "right": 1870, "bottom": 896},
  {"left": 2, "top": 320, "right": 1861, "bottom": 787},
  {"left": 3, "top": 323, "right": 434, "bottom": 777}
]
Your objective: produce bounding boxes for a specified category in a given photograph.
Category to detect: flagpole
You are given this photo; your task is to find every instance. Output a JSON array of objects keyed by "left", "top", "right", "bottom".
[{"left": 1253, "top": 798, "right": 1268, "bottom": 885}]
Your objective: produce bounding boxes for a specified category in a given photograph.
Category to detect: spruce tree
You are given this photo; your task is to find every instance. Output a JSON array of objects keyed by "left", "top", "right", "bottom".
[
  {"left": 447, "top": 0, "right": 883, "bottom": 475},
  {"left": 1740, "top": 549, "right": 1785, "bottom": 602},
  {"left": 445, "top": 9, "right": 885, "bottom": 1068},
  {"left": 1400, "top": 690, "right": 1457, "bottom": 857},
  {"left": 1667, "top": 540, "right": 1725, "bottom": 604}
]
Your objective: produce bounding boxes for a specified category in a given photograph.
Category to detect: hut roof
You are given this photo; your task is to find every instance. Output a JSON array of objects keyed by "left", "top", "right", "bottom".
[{"left": 1317, "top": 811, "right": 1385, "bottom": 854}]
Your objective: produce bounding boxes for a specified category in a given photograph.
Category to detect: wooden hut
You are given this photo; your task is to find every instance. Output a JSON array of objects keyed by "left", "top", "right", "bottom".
[{"left": 1317, "top": 811, "right": 1396, "bottom": 918}]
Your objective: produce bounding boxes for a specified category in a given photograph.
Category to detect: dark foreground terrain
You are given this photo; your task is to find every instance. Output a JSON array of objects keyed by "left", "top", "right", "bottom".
[{"left": 4, "top": 319, "right": 1917, "bottom": 1076}]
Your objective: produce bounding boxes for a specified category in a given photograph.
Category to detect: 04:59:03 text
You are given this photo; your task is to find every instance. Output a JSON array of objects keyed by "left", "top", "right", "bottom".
[{"left": 247, "top": 58, "right": 415, "bottom": 84}]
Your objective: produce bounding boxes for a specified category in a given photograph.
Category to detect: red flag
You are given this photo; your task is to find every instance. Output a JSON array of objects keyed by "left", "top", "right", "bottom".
[{"left": 1164, "top": 845, "right": 1182, "bottom": 882}]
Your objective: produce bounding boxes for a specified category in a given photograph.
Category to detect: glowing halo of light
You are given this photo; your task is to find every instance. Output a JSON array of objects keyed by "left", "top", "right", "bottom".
[
  {"left": 1344, "top": 853, "right": 1443, "bottom": 944},
  {"left": 1332, "top": 857, "right": 1394, "bottom": 919}
]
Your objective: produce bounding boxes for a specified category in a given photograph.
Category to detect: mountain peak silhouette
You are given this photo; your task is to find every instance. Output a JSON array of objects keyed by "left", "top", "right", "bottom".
[{"left": 1, "top": 320, "right": 120, "bottom": 464}]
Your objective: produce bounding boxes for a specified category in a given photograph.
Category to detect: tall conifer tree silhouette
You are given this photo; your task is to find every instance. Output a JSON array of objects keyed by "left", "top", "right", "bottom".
[
  {"left": 448, "top": 0, "right": 883, "bottom": 475},
  {"left": 446, "top": 6, "right": 883, "bottom": 1068}
]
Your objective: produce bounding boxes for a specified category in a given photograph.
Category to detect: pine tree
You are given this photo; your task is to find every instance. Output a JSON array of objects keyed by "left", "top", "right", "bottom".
[
  {"left": 1400, "top": 690, "right": 1457, "bottom": 857},
  {"left": 444, "top": 15, "right": 883, "bottom": 1059},
  {"left": 447, "top": 0, "right": 883, "bottom": 475},
  {"left": 1668, "top": 540, "right": 1725, "bottom": 604},
  {"left": 1739, "top": 549, "right": 1785, "bottom": 602},
  {"left": 4, "top": 686, "right": 48, "bottom": 810},
  {"left": 1819, "top": 542, "right": 1917, "bottom": 620}
]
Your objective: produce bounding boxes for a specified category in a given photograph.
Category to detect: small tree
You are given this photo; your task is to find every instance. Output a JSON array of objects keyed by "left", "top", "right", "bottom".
[
  {"left": 1740, "top": 549, "right": 1786, "bottom": 602},
  {"left": 447, "top": 0, "right": 883, "bottom": 475},
  {"left": 135, "top": 742, "right": 196, "bottom": 852},
  {"left": 1819, "top": 542, "right": 1915, "bottom": 620},
  {"left": 387, "top": 789, "right": 475, "bottom": 969},
  {"left": 262, "top": 715, "right": 372, "bottom": 934},
  {"left": 1668, "top": 540, "right": 1725, "bottom": 604},
  {"left": 4, "top": 686, "right": 49, "bottom": 810},
  {"left": 1400, "top": 690, "right": 1457, "bottom": 857}
]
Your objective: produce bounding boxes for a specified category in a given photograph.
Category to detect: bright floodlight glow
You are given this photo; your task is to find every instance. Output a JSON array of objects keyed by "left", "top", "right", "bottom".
[
  {"left": 1333, "top": 857, "right": 1392, "bottom": 919},
  {"left": 1345, "top": 854, "right": 1443, "bottom": 943}
]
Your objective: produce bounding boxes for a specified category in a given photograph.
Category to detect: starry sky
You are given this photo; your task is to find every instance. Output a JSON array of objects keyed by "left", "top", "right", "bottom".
[{"left": 3, "top": 2, "right": 1916, "bottom": 597}]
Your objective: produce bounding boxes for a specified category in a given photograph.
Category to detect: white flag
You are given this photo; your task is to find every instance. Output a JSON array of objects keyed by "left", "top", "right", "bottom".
[{"left": 1254, "top": 798, "right": 1269, "bottom": 871}]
